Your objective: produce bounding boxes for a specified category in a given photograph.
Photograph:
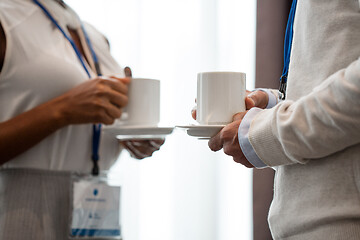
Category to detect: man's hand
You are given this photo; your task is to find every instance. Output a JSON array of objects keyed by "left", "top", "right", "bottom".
[
  {"left": 208, "top": 112, "right": 254, "bottom": 167},
  {"left": 120, "top": 139, "right": 165, "bottom": 159},
  {"left": 245, "top": 90, "right": 269, "bottom": 110},
  {"left": 206, "top": 89, "right": 269, "bottom": 167}
]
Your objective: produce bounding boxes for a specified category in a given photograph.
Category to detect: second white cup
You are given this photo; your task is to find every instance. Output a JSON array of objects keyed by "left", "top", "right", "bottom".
[{"left": 196, "top": 72, "right": 246, "bottom": 125}]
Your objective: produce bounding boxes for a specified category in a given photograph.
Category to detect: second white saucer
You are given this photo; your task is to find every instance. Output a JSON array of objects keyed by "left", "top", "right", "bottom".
[{"left": 176, "top": 124, "right": 225, "bottom": 139}]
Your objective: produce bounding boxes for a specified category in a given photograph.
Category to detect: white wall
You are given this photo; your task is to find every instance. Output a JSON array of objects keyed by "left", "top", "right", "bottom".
[{"left": 66, "top": 0, "right": 256, "bottom": 239}]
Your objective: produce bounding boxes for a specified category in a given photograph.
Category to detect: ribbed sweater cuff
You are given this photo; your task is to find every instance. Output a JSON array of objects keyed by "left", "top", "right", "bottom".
[{"left": 248, "top": 107, "right": 295, "bottom": 167}]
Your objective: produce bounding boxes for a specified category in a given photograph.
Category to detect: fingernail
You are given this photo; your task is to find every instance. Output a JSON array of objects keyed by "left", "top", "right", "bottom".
[{"left": 248, "top": 92, "right": 256, "bottom": 98}]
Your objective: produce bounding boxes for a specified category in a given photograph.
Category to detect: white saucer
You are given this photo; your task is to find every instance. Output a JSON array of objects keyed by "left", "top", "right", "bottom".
[
  {"left": 176, "top": 124, "right": 225, "bottom": 139},
  {"left": 102, "top": 125, "right": 174, "bottom": 140}
]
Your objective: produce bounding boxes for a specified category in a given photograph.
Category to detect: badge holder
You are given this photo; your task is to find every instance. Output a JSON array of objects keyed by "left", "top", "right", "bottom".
[{"left": 69, "top": 173, "right": 122, "bottom": 239}]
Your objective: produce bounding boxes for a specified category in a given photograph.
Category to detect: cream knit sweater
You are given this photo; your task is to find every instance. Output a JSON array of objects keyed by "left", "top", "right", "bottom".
[{"left": 249, "top": 0, "right": 360, "bottom": 239}]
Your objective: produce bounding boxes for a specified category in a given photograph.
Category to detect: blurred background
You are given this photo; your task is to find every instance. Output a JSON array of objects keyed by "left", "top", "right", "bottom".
[{"left": 67, "top": 0, "right": 256, "bottom": 239}]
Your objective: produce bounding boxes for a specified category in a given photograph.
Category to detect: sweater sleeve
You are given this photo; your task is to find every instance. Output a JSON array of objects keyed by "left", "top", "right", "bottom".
[
  {"left": 237, "top": 88, "right": 278, "bottom": 168},
  {"left": 249, "top": 57, "right": 360, "bottom": 167}
]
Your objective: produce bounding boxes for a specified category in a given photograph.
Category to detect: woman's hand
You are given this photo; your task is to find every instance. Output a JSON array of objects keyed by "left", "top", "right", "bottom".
[
  {"left": 0, "top": 76, "right": 130, "bottom": 163},
  {"left": 53, "top": 76, "right": 130, "bottom": 126},
  {"left": 120, "top": 139, "right": 165, "bottom": 159}
]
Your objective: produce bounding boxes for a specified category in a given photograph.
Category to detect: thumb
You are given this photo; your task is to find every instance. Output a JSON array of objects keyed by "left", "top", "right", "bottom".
[
  {"left": 245, "top": 96, "right": 255, "bottom": 110},
  {"left": 191, "top": 106, "right": 197, "bottom": 120},
  {"left": 247, "top": 90, "right": 268, "bottom": 109}
]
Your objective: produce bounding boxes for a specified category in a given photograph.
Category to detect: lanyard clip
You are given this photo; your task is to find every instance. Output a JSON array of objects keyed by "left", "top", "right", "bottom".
[
  {"left": 91, "top": 155, "right": 99, "bottom": 176},
  {"left": 279, "top": 75, "right": 287, "bottom": 101}
]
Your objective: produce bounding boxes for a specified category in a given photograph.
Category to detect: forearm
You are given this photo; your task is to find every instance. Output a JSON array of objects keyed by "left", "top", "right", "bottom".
[
  {"left": 0, "top": 76, "right": 130, "bottom": 164},
  {"left": 0, "top": 99, "right": 66, "bottom": 164},
  {"left": 249, "top": 57, "right": 360, "bottom": 166}
]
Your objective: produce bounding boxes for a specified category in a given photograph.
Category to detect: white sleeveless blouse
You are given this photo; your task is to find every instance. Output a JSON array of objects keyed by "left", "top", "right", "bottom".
[{"left": 0, "top": 0, "right": 124, "bottom": 172}]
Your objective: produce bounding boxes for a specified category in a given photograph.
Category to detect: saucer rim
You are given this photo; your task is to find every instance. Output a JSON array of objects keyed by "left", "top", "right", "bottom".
[
  {"left": 176, "top": 124, "right": 225, "bottom": 138},
  {"left": 175, "top": 124, "right": 226, "bottom": 129},
  {"left": 102, "top": 125, "right": 174, "bottom": 137},
  {"left": 103, "top": 125, "right": 174, "bottom": 130}
]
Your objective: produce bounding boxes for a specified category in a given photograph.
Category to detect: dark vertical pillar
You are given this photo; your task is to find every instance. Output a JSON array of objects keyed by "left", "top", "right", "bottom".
[{"left": 253, "top": 0, "right": 291, "bottom": 239}]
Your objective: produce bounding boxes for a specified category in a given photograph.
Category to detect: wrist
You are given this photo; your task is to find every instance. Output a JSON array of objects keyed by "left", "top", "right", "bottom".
[{"left": 43, "top": 96, "right": 69, "bottom": 129}]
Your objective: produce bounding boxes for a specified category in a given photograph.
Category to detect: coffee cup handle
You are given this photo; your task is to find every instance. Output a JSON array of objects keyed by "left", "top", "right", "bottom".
[{"left": 120, "top": 66, "right": 131, "bottom": 122}]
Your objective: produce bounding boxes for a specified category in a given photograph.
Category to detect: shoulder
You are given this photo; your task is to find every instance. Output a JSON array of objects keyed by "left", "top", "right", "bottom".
[{"left": 0, "top": 0, "right": 38, "bottom": 30}]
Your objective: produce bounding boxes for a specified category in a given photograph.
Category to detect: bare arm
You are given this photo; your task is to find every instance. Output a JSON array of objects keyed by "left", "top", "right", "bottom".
[
  {"left": 0, "top": 98, "right": 66, "bottom": 162},
  {"left": 0, "top": 76, "right": 131, "bottom": 164},
  {"left": 0, "top": 21, "right": 63, "bottom": 161},
  {"left": 0, "top": 21, "right": 131, "bottom": 163}
]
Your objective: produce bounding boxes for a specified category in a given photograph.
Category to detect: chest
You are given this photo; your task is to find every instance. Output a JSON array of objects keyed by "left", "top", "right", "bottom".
[{"left": 0, "top": 13, "right": 94, "bottom": 106}]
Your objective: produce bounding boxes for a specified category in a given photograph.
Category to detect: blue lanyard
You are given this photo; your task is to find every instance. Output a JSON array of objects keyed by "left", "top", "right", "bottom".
[
  {"left": 33, "top": 0, "right": 102, "bottom": 175},
  {"left": 279, "top": 0, "right": 298, "bottom": 100}
]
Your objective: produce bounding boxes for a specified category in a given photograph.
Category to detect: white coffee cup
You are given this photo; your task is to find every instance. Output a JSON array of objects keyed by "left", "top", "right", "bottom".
[
  {"left": 118, "top": 78, "right": 160, "bottom": 126},
  {"left": 196, "top": 72, "right": 246, "bottom": 125}
]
